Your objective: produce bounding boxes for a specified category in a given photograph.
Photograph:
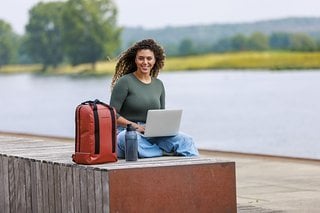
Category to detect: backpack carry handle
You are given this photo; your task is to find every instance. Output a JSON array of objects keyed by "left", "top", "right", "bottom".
[{"left": 81, "top": 99, "right": 114, "bottom": 111}]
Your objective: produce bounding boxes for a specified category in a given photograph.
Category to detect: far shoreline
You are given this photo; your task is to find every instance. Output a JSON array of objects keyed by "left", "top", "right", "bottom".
[{"left": 1, "top": 51, "right": 320, "bottom": 75}]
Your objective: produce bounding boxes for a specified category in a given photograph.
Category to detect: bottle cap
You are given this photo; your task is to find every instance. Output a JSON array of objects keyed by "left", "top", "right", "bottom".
[{"left": 126, "top": 123, "right": 136, "bottom": 131}]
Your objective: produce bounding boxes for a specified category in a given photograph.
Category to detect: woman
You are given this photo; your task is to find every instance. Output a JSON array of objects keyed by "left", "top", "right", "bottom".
[{"left": 110, "top": 39, "right": 199, "bottom": 158}]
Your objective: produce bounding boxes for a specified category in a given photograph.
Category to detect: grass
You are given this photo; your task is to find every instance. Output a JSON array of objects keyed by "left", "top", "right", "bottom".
[
  {"left": 0, "top": 64, "right": 42, "bottom": 74},
  {"left": 44, "top": 60, "right": 117, "bottom": 75},
  {"left": 164, "top": 51, "right": 320, "bottom": 71},
  {"left": 1, "top": 51, "right": 320, "bottom": 75}
]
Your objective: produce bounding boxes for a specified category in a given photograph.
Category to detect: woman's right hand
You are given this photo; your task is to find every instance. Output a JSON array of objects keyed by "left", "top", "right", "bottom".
[
  {"left": 133, "top": 123, "right": 145, "bottom": 133},
  {"left": 116, "top": 116, "right": 145, "bottom": 133}
]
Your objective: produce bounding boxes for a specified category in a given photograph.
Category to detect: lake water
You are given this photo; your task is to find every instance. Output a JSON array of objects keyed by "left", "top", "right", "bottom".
[{"left": 1, "top": 70, "right": 320, "bottom": 160}]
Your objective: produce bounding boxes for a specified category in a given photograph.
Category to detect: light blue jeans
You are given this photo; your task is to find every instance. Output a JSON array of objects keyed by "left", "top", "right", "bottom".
[{"left": 116, "top": 125, "right": 199, "bottom": 158}]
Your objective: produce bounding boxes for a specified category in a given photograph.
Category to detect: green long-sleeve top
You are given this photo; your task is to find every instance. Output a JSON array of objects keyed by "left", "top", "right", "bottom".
[{"left": 110, "top": 73, "right": 165, "bottom": 122}]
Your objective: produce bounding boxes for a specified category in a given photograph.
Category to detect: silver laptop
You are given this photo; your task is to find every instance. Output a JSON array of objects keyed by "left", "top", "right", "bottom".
[{"left": 142, "top": 109, "right": 183, "bottom": 137}]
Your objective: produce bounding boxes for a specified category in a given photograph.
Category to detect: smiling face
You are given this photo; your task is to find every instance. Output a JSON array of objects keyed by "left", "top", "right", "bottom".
[{"left": 135, "top": 49, "right": 156, "bottom": 75}]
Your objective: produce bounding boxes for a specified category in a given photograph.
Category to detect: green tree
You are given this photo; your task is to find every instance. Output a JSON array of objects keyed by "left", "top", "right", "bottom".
[
  {"left": 24, "top": 2, "right": 65, "bottom": 70},
  {"left": 18, "top": 35, "right": 36, "bottom": 64},
  {"left": 212, "top": 38, "right": 233, "bottom": 53},
  {"left": 316, "top": 39, "right": 320, "bottom": 51},
  {"left": 231, "top": 34, "right": 248, "bottom": 51},
  {"left": 178, "top": 38, "right": 195, "bottom": 56},
  {"left": 269, "top": 32, "right": 291, "bottom": 50},
  {"left": 61, "top": 0, "right": 121, "bottom": 70},
  {"left": 247, "top": 32, "right": 269, "bottom": 51},
  {"left": 0, "top": 20, "right": 15, "bottom": 68},
  {"left": 289, "top": 33, "right": 317, "bottom": 51}
]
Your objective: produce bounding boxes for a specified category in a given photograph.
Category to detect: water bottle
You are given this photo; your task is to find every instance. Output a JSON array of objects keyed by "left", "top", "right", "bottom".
[{"left": 125, "top": 124, "right": 138, "bottom": 161}]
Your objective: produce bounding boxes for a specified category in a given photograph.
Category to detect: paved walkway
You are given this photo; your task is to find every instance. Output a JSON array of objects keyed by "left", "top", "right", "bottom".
[
  {"left": 201, "top": 150, "right": 320, "bottom": 212},
  {"left": 1, "top": 132, "right": 320, "bottom": 212}
]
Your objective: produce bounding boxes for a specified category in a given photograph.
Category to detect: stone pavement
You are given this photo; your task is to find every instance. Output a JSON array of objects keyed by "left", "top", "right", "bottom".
[{"left": 201, "top": 150, "right": 320, "bottom": 212}]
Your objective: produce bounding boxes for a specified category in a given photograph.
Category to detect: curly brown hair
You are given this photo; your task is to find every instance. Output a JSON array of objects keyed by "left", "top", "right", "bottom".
[{"left": 111, "top": 39, "right": 165, "bottom": 89}]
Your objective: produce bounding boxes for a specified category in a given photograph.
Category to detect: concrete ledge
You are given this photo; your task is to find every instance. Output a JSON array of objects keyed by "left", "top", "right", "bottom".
[{"left": 0, "top": 135, "right": 236, "bottom": 212}]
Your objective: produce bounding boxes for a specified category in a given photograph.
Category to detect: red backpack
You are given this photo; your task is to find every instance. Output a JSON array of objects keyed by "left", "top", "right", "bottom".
[{"left": 72, "top": 99, "right": 117, "bottom": 164}]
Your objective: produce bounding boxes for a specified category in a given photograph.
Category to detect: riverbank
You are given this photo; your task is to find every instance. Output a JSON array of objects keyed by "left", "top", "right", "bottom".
[
  {"left": 1, "top": 132, "right": 320, "bottom": 212},
  {"left": 1, "top": 51, "right": 320, "bottom": 75}
]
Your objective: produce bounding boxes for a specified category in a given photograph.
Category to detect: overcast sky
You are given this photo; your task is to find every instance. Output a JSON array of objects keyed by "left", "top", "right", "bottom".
[{"left": 1, "top": 0, "right": 320, "bottom": 34}]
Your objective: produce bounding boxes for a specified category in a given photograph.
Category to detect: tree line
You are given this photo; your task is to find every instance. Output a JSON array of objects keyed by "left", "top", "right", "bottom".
[
  {"left": 174, "top": 32, "right": 320, "bottom": 56},
  {"left": 0, "top": 0, "right": 121, "bottom": 70},
  {"left": 1, "top": 1, "right": 320, "bottom": 70}
]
